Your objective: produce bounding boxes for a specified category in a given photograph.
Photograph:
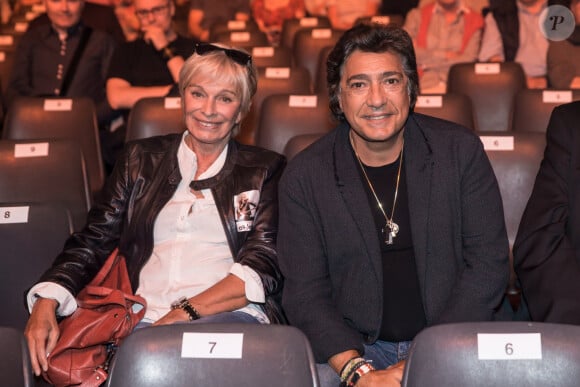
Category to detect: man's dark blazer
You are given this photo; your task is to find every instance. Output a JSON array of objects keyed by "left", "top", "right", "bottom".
[
  {"left": 278, "top": 113, "right": 510, "bottom": 362},
  {"left": 514, "top": 101, "right": 580, "bottom": 324}
]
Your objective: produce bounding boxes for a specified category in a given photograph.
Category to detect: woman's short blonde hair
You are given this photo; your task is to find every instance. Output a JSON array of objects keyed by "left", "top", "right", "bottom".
[{"left": 179, "top": 45, "right": 257, "bottom": 136}]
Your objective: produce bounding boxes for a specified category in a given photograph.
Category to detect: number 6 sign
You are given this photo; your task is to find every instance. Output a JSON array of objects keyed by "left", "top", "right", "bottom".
[{"left": 477, "top": 333, "right": 542, "bottom": 360}]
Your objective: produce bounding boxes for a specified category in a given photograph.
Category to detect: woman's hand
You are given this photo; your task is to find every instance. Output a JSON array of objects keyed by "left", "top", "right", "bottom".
[
  {"left": 152, "top": 308, "right": 190, "bottom": 326},
  {"left": 24, "top": 298, "right": 60, "bottom": 376}
]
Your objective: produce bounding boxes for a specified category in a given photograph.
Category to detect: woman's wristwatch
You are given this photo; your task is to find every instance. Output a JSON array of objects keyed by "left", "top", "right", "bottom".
[{"left": 170, "top": 296, "right": 200, "bottom": 321}]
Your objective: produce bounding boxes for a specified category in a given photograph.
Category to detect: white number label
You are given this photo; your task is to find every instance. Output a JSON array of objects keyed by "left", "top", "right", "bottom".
[
  {"left": 0, "top": 35, "right": 14, "bottom": 46},
  {"left": 300, "top": 17, "right": 319, "bottom": 27},
  {"left": 265, "top": 67, "right": 290, "bottom": 79},
  {"left": 311, "top": 28, "right": 332, "bottom": 39},
  {"left": 542, "top": 90, "right": 573, "bottom": 103},
  {"left": 371, "top": 16, "right": 391, "bottom": 25},
  {"left": 14, "top": 142, "right": 49, "bottom": 158},
  {"left": 478, "top": 333, "right": 542, "bottom": 360},
  {"left": 0, "top": 206, "right": 29, "bottom": 224},
  {"left": 44, "top": 99, "right": 73, "bottom": 111},
  {"left": 289, "top": 95, "right": 317, "bottom": 107},
  {"left": 416, "top": 95, "right": 443, "bottom": 108},
  {"left": 230, "top": 32, "right": 250, "bottom": 42},
  {"left": 14, "top": 22, "right": 28, "bottom": 32},
  {"left": 252, "top": 46, "right": 274, "bottom": 57},
  {"left": 227, "top": 20, "right": 246, "bottom": 30},
  {"left": 480, "top": 136, "right": 514, "bottom": 151},
  {"left": 0, "top": 51, "right": 5, "bottom": 62},
  {"left": 181, "top": 333, "right": 243, "bottom": 359},
  {"left": 164, "top": 97, "right": 181, "bottom": 109},
  {"left": 475, "top": 63, "right": 501, "bottom": 74}
]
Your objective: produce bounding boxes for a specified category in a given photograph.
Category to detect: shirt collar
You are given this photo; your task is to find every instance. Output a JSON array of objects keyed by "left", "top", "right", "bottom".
[
  {"left": 177, "top": 130, "right": 229, "bottom": 183},
  {"left": 433, "top": 1, "right": 470, "bottom": 16}
]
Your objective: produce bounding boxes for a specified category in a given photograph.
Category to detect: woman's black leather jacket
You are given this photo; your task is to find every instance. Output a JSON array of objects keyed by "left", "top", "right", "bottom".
[{"left": 38, "top": 134, "right": 287, "bottom": 323}]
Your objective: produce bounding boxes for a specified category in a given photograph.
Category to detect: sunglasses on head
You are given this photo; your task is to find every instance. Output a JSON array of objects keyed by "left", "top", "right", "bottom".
[{"left": 193, "top": 43, "right": 252, "bottom": 66}]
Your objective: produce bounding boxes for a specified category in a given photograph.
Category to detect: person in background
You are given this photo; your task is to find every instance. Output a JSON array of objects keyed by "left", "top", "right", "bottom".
[
  {"left": 113, "top": 0, "right": 140, "bottom": 41},
  {"left": 380, "top": 0, "right": 419, "bottom": 18},
  {"left": 4, "top": 0, "right": 117, "bottom": 128},
  {"left": 188, "top": 0, "right": 250, "bottom": 42},
  {"left": 24, "top": 42, "right": 286, "bottom": 378},
  {"left": 547, "top": 0, "right": 580, "bottom": 88},
  {"left": 278, "top": 23, "right": 508, "bottom": 387},
  {"left": 404, "top": 0, "right": 483, "bottom": 93},
  {"left": 304, "top": 0, "right": 326, "bottom": 16},
  {"left": 514, "top": 101, "right": 580, "bottom": 324},
  {"left": 252, "top": 0, "right": 305, "bottom": 45},
  {"left": 104, "top": 0, "right": 196, "bottom": 170},
  {"left": 326, "top": 0, "right": 381, "bottom": 30},
  {"left": 478, "top": 0, "right": 548, "bottom": 89}
]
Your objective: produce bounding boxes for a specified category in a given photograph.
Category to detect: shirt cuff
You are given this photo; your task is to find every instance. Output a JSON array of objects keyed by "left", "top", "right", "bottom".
[
  {"left": 27, "top": 282, "right": 78, "bottom": 317},
  {"left": 229, "top": 263, "right": 266, "bottom": 303}
]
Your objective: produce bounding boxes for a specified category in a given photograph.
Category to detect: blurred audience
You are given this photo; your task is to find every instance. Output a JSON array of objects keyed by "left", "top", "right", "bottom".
[
  {"left": 4, "top": 0, "right": 117, "bottom": 127},
  {"left": 326, "top": 0, "right": 380, "bottom": 30},
  {"left": 404, "top": 0, "right": 483, "bottom": 93},
  {"left": 419, "top": 0, "right": 489, "bottom": 13},
  {"left": 547, "top": 0, "right": 580, "bottom": 89},
  {"left": 478, "top": 0, "right": 548, "bottom": 89},
  {"left": 188, "top": 0, "right": 250, "bottom": 41},
  {"left": 252, "top": 0, "right": 305, "bottom": 45},
  {"left": 113, "top": 0, "right": 140, "bottom": 41},
  {"left": 104, "top": 0, "right": 196, "bottom": 170},
  {"left": 304, "top": 0, "right": 326, "bottom": 16},
  {"left": 380, "top": 0, "right": 419, "bottom": 17}
]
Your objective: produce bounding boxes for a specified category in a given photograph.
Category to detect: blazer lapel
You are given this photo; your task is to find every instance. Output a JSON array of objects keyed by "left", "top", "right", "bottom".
[
  {"left": 333, "top": 124, "right": 383, "bottom": 286},
  {"left": 404, "top": 114, "right": 433, "bottom": 292}
]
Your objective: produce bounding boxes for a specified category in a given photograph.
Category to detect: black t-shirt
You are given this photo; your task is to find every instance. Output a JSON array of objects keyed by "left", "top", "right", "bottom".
[
  {"left": 354, "top": 149, "right": 427, "bottom": 342},
  {"left": 107, "top": 35, "right": 196, "bottom": 87}
]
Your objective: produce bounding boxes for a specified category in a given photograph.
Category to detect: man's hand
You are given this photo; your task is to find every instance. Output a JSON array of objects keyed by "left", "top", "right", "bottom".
[
  {"left": 24, "top": 298, "right": 60, "bottom": 376},
  {"left": 357, "top": 360, "right": 406, "bottom": 387},
  {"left": 141, "top": 25, "right": 169, "bottom": 50}
]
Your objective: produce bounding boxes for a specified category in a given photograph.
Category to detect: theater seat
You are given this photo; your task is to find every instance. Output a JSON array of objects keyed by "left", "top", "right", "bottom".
[
  {"left": 106, "top": 324, "right": 319, "bottom": 387},
  {"left": 512, "top": 89, "right": 580, "bottom": 133},
  {"left": 2, "top": 96, "right": 105, "bottom": 198},
  {"left": 402, "top": 321, "right": 580, "bottom": 387},
  {"left": 414, "top": 93, "right": 475, "bottom": 130},
  {"left": 256, "top": 93, "right": 335, "bottom": 154},
  {"left": 0, "top": 327, "right": 33, "bottom": 387},
  {"left": 125, "top": 97, "right": 183, "bottom": 141},
  {"left": 447, "top": 62, "right": 526, "bottom": 132}
]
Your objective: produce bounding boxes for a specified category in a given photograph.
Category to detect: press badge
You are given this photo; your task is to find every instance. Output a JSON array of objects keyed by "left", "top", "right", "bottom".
[{"left": 234, "top": 190, "right": 259, "bottom": 232}]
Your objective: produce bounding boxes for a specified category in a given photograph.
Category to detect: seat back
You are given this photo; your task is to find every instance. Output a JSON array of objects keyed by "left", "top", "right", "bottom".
[
  {"left": 0, "top": 203, "right": 73, "bottom": 329},
  {"left": 478, "top": 131, "right": 545, "bottom": 307},
  {"left": 2, "top": 96, "right": 105, "bottom": 197},
  {"left": 292, "top": 28, "right": 341, "bottom": 91},
  {"left": 283, "top": 132, "right": 325, "bottom": 160},
  {"left": 314, "top": 45, "right": 333, "bottom": 95},
  {"left": 209, "top": 19, "right": 260, "bottom": 42},
  {"left": 250, "top": 45, "right": 293, "bottom": 68},
  {"left": 447, "top": 62, "right": 526, "bottom": 132},
  {"left": 213, "top": 29, "right": 269, "bottom": 49},
  {"left": 126, "top": 97, "right": 184, "bottom": 141},
  {"left": 0, "top": 327, "right": 33, "bottom": 387},
  {"left": 414, "top": 93, "right": 475, "bottom": 130},
  {"left": 106, "top": 323, "right": 319, "bottom": 387},
  {"left": 402, "top": 321, "right": 580, "bottom": 387},
  {"left": 280, "top": 16, "right": 331, "bottom": 49},
  {"left": 256, "top": 93, "right": 335, "bottom": 154},
  {"left": 237, "top": 66, "right": 311, "bottom": 145},
  {"left": 0, "top": 139, "right": 91, "bottom": 230},
  {"left": 512, "top": 89, "right": 580, "bottom": 133}
]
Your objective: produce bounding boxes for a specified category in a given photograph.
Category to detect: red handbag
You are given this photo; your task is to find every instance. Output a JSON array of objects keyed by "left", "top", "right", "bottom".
[{"left": 43, "top": 249, "right": 147, "bottom": 387}]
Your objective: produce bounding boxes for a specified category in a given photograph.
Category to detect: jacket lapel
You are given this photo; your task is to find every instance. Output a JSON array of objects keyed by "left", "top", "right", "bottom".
[
  {"left": 333, "top": 124, "right": 383, "bottom": 286},
  {"left": 404, "top": 114, "right": 433, "bottom": 292}
]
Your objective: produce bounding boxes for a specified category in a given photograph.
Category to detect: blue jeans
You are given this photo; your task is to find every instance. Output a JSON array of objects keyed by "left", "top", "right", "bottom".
[
  {"left": 316, "top": 340, "right": 413, "bottom": 387},
  {"left": 133, "top": 311, "right": 260, "bottom": 330}
]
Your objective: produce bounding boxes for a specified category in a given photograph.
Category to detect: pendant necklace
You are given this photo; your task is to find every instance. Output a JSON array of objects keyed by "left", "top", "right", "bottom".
[{"left": 351, "top": 135, "right": 404, "bottom": 245}]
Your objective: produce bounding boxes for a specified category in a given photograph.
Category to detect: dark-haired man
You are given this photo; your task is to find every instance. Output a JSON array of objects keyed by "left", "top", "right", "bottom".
[{"left": 277, "top": 24, "right": 509, "bottom": 387}]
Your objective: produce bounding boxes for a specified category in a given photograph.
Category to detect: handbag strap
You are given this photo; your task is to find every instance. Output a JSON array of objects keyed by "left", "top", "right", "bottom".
[
  {"left": 78, "top": 367, "right": 108, "bottom": 387},
  {"left": 59, "top": 25, "right": 93, "bottom": 96}
]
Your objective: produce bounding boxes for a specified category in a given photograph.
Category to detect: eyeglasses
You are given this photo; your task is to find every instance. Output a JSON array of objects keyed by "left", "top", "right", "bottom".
[
  {"left": 134, "top": 3, "right": 169, "bottom": 19},
  {"left": 193, "top": 43, "right": 252, "bottom": 66}
]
